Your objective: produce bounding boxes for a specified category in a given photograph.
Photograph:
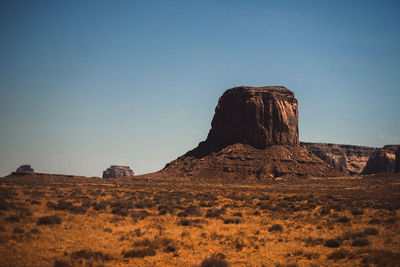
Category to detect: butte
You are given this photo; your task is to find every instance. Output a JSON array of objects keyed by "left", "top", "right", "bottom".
[{"left": 157, "top": 86, "right": 341, "bottom": 180}]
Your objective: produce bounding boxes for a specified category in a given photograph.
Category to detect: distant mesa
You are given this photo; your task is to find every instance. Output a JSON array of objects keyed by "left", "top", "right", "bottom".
[
  {"left": 15, "top": 164, "right": 34, "bottom": 173},
  {"left": 396, "top": 146, "right": 400, "bottom": 173},
  {"left": 102, "top": 165, "right": 134, "bottom": 178},
  {"left": 160, "top": 86, "right": 341, "bottom": 180},
  {"left": 302, "top": 143, "right": 375, "bottom": 175},
  {"left": 362, "top": 145, "right": 400, "bottom": 175}
]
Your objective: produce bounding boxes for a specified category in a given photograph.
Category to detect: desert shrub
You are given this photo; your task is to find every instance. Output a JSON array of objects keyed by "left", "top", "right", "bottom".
[
  {"left": 368, "top": 218, "right": 381, "bottom": 225},
  {"left": 134, "top": 199, "right": 154, "bottom": 209},
  {"left": 92, "top": 200, "right": 107, "bottom": 211},
  {"left": 232, "top": 212, "right": 243, "bottom": 217},
  {"left": 324, "top": 239, "right": 341, "bottom": 248},
  {"left": 37, "top": 215, "right": 62, "bottom": 225},
  {"left": 327, "top": 248, "right": 354, "bottom": 261},
  {"left": 200, "top": 253, "right": 229, "bottom": 267},
  {"left": 46, "top": 200, "right": 86, "bottom": 214},
  {"left": 352, "top": 237, "right": 370, "bottom": 247},
  {"left": 177, "top": 211, "right": 188, "bottom": 217},
  {"left": 351, "top": 209, "right": 364, "bottom": 216},
  {"left": 184, "top": 205, "right": 201, "bottom": 216},
  {"left": 253, "top": 210, "right": 261, "bottom": 216},
  {"left": 178, "top": 219, "right": 207, "bottom": 226},
  {"left": 205, "top": 208, "right": 225, "bottom": 218},
  {"left": 223, "top": 218, "right": 241, "bottom": 224},
  {"left": 131, "top": 210, "right": 149, "bottom": 220},
  {"left": 53, "top": 259, "right": 71, "bottom": 267},
  {"left": 30, "top": 228, "right": 41, "bottom": 234},
  {"left": 12, "top": 227, "right": 24, "bottom": 234},
  {"left": 70, "top": 249, "right": 113, "bottom": 261},
  {"left": 384, "top": 217, "right": 396, "bottom": 224},
  {"left": 359, "top": 249, "right": 400, "bottom": 266},
  {"left": 268, "top": 224, "right": 283, "bottom": 232},
  {"left": 337, "top": 216, "right": 350, "bottom": 223},
  {"left": 159, "top": 209, "right": 167, "bottom": 215},
  {"left": 165, "top": 245, "right": 176, "bottom": 253},
  {"left": 111, "top": 207, "right": 128, "bottom": 216},
  {"left": 31, "top": 200, "right": 41, "bottom": 205},
  {"left": 122, "top": 247, "right": 156, "bottom": 258},
  {"left": 364, "top": 228, "right": 379, "bottom": 236},
  {"left": 5, "top": 215, "right": 20, "bottom": 223},
  {"left": 0, "top": 199, "right": 11, "bottom": 210}
]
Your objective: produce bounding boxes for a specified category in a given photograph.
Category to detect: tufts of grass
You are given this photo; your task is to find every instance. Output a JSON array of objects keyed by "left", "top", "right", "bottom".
[
  {"left": 324, "top": 239, "right": 341, "bottom": 248},
  {"left": 327, "top": 248, "right": 354, "bottom": 261},
  {"left": 268, "top": 224, "right": 283, "bottom": 232},
  {"left": 37, "top": 215, "right": 62, "bottom": 225},
  {"left": 200, "top": 253, "right": 229, "bottom": 267}
]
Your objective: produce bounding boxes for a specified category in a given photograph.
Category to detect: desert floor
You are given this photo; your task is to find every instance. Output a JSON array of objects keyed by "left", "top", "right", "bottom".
[{"left": 0, "top": 174, "right": 399, "bottom": 267}]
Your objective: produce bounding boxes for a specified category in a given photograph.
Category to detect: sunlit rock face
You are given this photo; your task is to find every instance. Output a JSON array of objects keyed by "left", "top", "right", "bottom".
[
  {"left": 160, "top": 86, "right": 341, "bottom": 180},
  {"left": 102, "top": 166, "right": 134, "bottom": 178},
  {"left": 362, "top": 145, "right": 399, "bottom": 174},
  {"left": 302, "top": 143, "right": 375, "bottom": 175},
  {"left": 187, "top": 86, "right": 299, "bottom": 158}
]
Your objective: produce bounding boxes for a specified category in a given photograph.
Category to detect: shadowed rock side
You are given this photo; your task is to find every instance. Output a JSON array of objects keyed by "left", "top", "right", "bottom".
[
  {"left": 186, "top": 86, "right": 299, "bottom": 158},
  {"left": 163, "top": 143, "right": 341, "bottom": 180},
  {"left": 302, "top": 143, "right": 375, "bottom": 175},
  {"left": 15, "top": 164, "right": 34, "bottom": 173},
  {"left": 362, "top": 145, "right": 400, "bottom": 175},
  {"left": 396, "top": 147, "right": 400, "bottom": 173},
  {"left": 159, "top": 86, "right": 341, "bottom": 180},
  {"left": 102, "top": 165, "right": 134, "bottom": 178}
]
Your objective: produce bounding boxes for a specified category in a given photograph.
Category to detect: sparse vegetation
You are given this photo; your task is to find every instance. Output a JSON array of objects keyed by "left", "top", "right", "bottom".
[{"left": 1, "top": 174, "right": 399, "bottom": 266}]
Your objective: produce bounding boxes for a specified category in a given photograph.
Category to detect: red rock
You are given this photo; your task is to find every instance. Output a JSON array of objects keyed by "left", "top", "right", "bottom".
[
  {"left": 362, "top": 145, "right": 399, "bottom": 174},
  {"left": 102, "top": 165, "right": 134, "bottom": 178}
]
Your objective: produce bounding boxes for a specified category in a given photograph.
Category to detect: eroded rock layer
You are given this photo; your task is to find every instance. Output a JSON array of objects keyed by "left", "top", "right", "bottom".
[
  {"left": 159, "top": 86, "right": 341, "bottom": 179},
  {"left": 302, "top": 143, "right": 374, "bottom": 175},
  {"left": 362, "top": 145, "right": 399, "bottom": 175},
  {"left": 396, "top": 147, "right": 400, "bottom": 173},
  {"left": 187, "top": 86, "right": 298, "bottom": 158},
  {"left": 102, "top": 165, "right": 134, "bottom": 178},
  {"left": 162, "top": 143, "right": 341, "bottom": 180}
]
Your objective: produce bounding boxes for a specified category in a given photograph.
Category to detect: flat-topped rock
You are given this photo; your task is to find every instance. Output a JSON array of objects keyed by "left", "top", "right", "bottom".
[
  {"left": 15, "top": 165, "right": 34, "bottom": 173},
  {"left": 159, "top": 85, "right": 341, "bottom": 180},
  {"left": 362, "top": 145, "right": 399, "bottom": 174},
  {"left": 102, "top": 165, "right": 134, "bottom": 178},
  {"left": 187, "top": 86, "right": 299, "bottom": 158}
]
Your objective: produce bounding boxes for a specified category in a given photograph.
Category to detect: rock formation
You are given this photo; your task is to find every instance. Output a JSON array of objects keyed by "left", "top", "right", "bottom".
[
  {"left": 15, "top": 165, "right": 34, "bottom": 173},
  {"left": 160, "top": 86, "right": 341, "bottom": 179},
  {"left": 187, "top": 86, "right": 299, "bottom": 158},
  {"left": 396, "top": 147, "right": 400, "bottom": 173},
  {"left": 302, "top": 143, "right": 374, "bottom": 175},
  {"left": 362, "top": 145, "right": 399, "bottom": 174},
  {"left": 102, "top": 165, "right": 134, "bottom": 178}
]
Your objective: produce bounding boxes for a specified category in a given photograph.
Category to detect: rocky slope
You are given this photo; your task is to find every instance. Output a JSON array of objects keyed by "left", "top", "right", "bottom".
[
  {"left": 362, "top": 145, "right": 399, "bottom": 174},
  {"left": 302, "top": 143, "right": 374, "bottom": 175},
  {"left": 160, "top": 86, "right": 341, "bottom": 180},
  {"left": 396, "top": 147, "right": 400, "bottom": 173},
  {"left": 102, "top": 165, "right": 135, "bottom": 178}
]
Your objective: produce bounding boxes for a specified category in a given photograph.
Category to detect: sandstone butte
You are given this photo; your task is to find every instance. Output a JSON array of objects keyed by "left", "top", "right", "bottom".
[
  {"left": 157, "top": 86, "right": 342, "bottom": 180},
  {"left": 102, "top": 165, "right": 135, "bottom": 178}
]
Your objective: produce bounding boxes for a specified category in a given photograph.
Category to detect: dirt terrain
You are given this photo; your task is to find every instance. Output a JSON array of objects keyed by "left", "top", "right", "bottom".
[{"left": 1, "top": 174, "right": 400, "bottom": 266}]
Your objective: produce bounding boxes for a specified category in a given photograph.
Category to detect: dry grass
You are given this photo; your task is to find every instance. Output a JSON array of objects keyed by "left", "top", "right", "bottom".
[{"left": 0, "top": 174, "right": 399, "bottom": 266}]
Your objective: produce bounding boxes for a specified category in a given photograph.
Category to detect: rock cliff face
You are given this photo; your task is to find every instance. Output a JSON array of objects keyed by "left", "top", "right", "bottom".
[
  {"left": 396, "top": 147, "right": 400, "bottom": 173},
  {"left": 160, "top": 86, "right": 341, "bottom": 179},
  {"left": 102, "top": 165, "right": 134, "bottom": 178},
  {"left": 362, "top": 145, "right": 399, "bottom": 175},
  {"left": 302, "top": 143, "right": 374, "bottom": 175},
  {"left": 15, "top": 165, "right": 34, "bottom": 173},
  {"left": 188, "top": 86, "right": 298, "bottom": 158}
]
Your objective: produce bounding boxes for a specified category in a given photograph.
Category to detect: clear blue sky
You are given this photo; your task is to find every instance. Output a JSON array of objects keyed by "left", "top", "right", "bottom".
[{"left": 1, "top": 0, "right": 399, "bottom": 177}]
